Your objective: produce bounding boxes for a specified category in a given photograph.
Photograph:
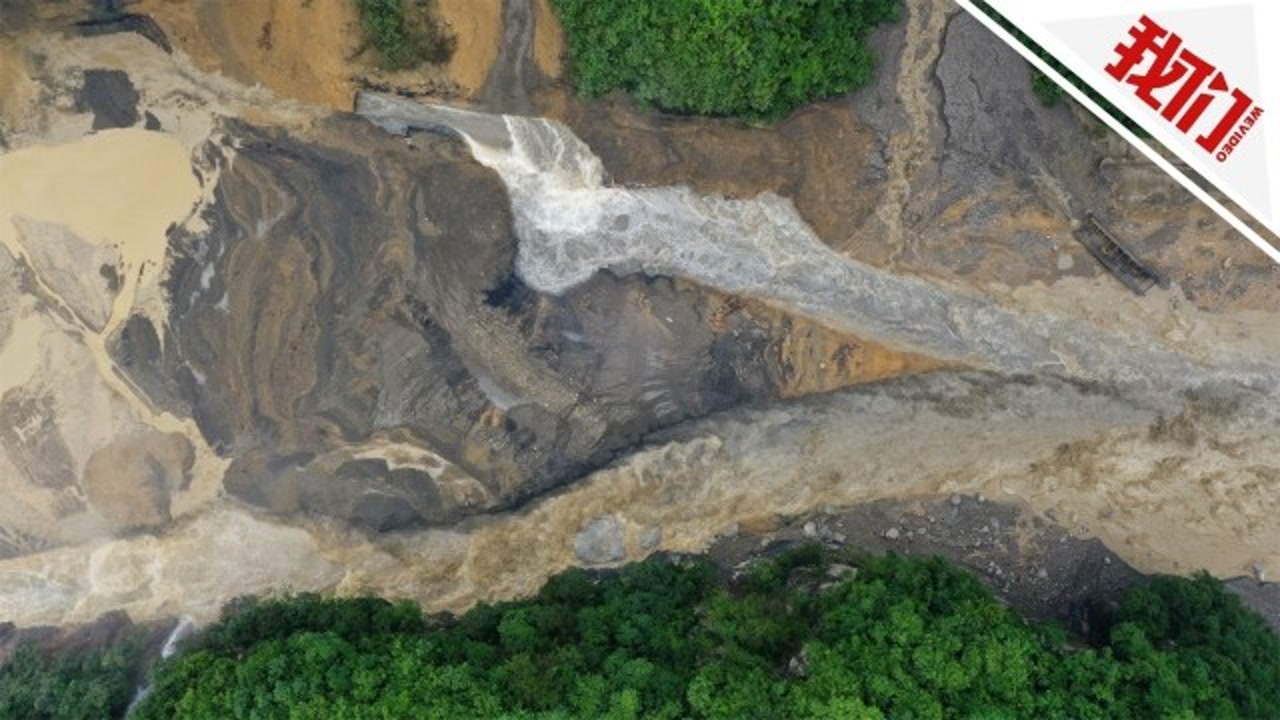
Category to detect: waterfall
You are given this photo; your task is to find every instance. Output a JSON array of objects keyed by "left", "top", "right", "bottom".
[
  {"left": 354, "top": 92, "right": 1275, "bottom": 394},
  {"left": 159, "top": 615, "right": 195, "bottom": 658},
  {"left": 355, "top": 93, "right": 1030, "bottom": 366},
  {"left": 125, "top": 615, "right": 195, "bottom": 716}
]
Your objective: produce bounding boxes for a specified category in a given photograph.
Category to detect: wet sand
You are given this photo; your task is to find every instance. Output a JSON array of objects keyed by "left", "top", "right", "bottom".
[{"left": 0, "top": 128, "right": 228, "bottom": 530}]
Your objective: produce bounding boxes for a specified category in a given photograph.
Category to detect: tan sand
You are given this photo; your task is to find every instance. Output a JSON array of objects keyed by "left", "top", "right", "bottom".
[
  {"left": 531, "top": 0, "right": 564, "bottom": 80},
  {"left": 140, "top": 0, "right": 503, "bottom": 107},
  {"left": 0, "top": 128, "right": 199, "bottom": 280},
  {"left": 435, "top": 0, "right": 502, "bottom": 95},
  {"left": 139, "top": 0, "right": 360, "bottom": 110},
  {"left": 0, "top": 314, "right": 43, "bottom": 398},
  {"left": 0, "top": 44, "right": 35, "bottom": 122},
  {"left": 0, "top": 128, "right": 228, "bottom": 522}
]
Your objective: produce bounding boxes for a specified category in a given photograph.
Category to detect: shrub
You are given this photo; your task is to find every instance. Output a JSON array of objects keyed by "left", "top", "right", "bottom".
[
  {"left": 550, "top": 0, "right": 902, "bottom": 121},
  {"left": 355, "top": 0, "right": 455, "bottom": 71},
  {"left": 1031, "top": 69, "right": 1068, "bottom": 106}
]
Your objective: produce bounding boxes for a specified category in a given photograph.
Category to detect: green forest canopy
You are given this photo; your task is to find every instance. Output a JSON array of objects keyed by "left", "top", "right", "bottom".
[
  {"left": 550, "top": 0, "right": 902, "bottom": 121},
  {"left": 0, "top": 640, "right": 141, "bottom": 720},
  {"left": 5, "top": 550, "right": 1250, "bottom": 718}
]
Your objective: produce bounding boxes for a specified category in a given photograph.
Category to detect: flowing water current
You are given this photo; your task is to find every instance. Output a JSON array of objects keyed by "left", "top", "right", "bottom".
[
  {"left": 125, "top": 615, "right": 194, "bottom": 716},
  {"left": 355, "top": 92, "right": 1275, "bottom": 395}
]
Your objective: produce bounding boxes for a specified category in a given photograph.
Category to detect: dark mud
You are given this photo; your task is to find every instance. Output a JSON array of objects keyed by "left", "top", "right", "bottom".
[
  {"left": 113, "top": 115, "right": 914, "bottom": 533},
  {"left": 75, "top": 68, "right": 139, "bottom": 130},
  {"left": 0, "top": 610, "right": 172, "bottom": 666},
  {"left": 74, "top": 12, "right": 171, "bottom": 53},
  {"left": 482, "top": 0, "right": 536, "bottom": 114}
]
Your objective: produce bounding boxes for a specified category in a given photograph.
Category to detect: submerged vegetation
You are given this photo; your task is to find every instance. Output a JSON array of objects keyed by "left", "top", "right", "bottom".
[
  {"left": 119, "top": 550, "right": 1280, "bottom": 719},
  {"left": 550, "top": 0, "right": 902, "bottom": 121},
  {"left": 355, "top": 0, "right": 455, "bottom": 71}
]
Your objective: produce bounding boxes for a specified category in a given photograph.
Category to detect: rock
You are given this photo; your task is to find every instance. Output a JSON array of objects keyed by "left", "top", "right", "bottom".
[
  {"left": 1037, "top": 568, "right": 1049, "bottom": 580},
  {"left": 950, "top": 495, "right": 962, "bottom": 506},
  {"left": 720, "top": 522, "right": 740, "bottom": 539},
  {"left": 1057, "top": 253, "right": 1075, "bottom": 271},
  {"left": 1225, "top": 577, "right": 1280, "bottom": 634},
  {"left": 786, "top": 652, "right": 808, "bottom": 678},
  {"left": 574, "top": 515, "right": 626, "bottom": 565},
  {"left": 884, "top": 527, "right": 901, "bottom": 540},
  {"left": 638, "top": 526, "right": 662, "bottom": 552},
  {"left": 827, "top": 563, "right": 856, "bottom": 579},
  {"left": 1, "top": 4, "right": 1279, "bottom": 636}
]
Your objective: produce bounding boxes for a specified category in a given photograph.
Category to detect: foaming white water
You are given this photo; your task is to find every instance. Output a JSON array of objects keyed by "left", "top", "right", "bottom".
[
  {"left": 354, "top": 93, "right": 1280, "bottom": 391},
  {"left": 466, "top": 114, "right": 881, "bottom": 295},
  {"left": 160, "top": 615, "right": 196, "bottom": 658},
  {"left": 450, "top": 109, "right": 1037, "bottom": 368},
  {"left": 126, "top": 615, "right": 196, "bottom": 716}
]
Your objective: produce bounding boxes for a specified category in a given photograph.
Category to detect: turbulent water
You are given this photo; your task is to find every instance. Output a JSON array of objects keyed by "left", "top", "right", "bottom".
[
  {"left": 355, "top": 93, "right": 1278, "bottom": 395},
  {"left": 125, "top": 615, "right": 195, "bottom": 715}
]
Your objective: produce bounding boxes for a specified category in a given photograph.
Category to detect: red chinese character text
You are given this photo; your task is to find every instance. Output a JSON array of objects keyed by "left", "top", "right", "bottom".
[{"left": 1105, "top": 15, "right": 1261, "bottom": 160}]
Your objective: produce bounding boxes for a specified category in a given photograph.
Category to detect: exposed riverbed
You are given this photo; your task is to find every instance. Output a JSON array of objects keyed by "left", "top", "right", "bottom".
[{"left": 0, "top": 2, "right": 1276, "bottom": 632}]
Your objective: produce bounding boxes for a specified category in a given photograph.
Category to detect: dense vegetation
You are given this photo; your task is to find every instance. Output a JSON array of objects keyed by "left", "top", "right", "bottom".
[
  {"left": 3, "top": 550, "right": 1275, "bottom": 718},
  {"left": 114, "top": 549, "right": 1280, "bottom": 719},
  {"left": 550, "top": 0, "right": 902, "bottom": 121},
  {"left": 355, "top": 0, "right": 455, "bottom": 71},
  {"left": 0, "top": 638, "right": 142, "bottom": 720}
]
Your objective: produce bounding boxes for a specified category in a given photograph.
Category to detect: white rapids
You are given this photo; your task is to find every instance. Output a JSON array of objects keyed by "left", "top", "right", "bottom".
[
  {"left": 354, "top": 92, "right": 1279, "bottom": 395},
  {"left": 125, "top": 615, "right": 196, "bottom": 716}
]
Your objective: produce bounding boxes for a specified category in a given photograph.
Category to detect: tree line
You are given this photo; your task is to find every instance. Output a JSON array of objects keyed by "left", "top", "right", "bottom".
[{"left": 6, "top": 546, "right": 1273, "bottom": 718}]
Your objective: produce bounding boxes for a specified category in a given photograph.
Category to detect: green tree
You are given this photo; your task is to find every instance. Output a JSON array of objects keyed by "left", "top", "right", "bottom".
[
  {"left": 0, "top": 638, "right": 142, "bottom": 720},
  {"left": 356, "top": 0, "right": 456, "bottom": 71},
  {"left": 111, "top": 552, "right": 1280, "bottom": 719},
  {"left": 550, "top": 0, "right": 902, "bottom": 121}
]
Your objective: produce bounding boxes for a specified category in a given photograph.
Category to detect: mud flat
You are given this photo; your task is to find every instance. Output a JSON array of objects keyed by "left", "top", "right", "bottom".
[{"left": 0, "top": 127, "right": 227, "bottom": 549}]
